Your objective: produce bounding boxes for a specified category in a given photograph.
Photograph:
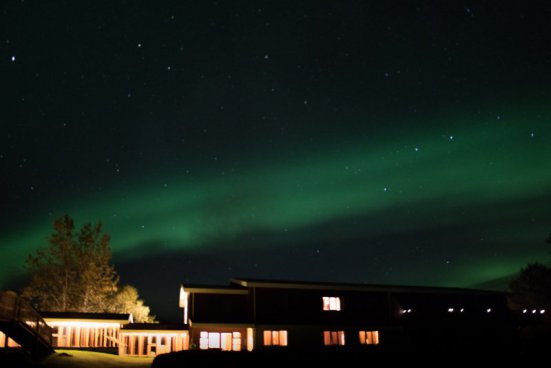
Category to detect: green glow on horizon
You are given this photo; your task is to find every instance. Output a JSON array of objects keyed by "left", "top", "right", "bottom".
[{"left": 1, "top": 109, "right": 550, "bottom": 288}]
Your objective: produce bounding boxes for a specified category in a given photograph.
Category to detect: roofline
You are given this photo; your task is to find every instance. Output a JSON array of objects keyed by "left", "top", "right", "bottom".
[
  {"left": 181, "top": 283, "right": 248, "bottom": 295},
  {"left": 120, "top": 329, "right": 188, "bottom": 334},
  {"left": 229, "top": 278, "right": 505, "bottom": 295},
  {"left": 190, "top": 322, "right": 254, "bottom": 328},
  {"left": 43, "top": 317, "right": 131, "bottom": 324}
]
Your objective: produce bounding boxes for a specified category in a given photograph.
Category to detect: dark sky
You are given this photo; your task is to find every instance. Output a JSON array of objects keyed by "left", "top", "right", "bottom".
[{"left": 1, "top": 1, "right": 550, "bottom": 322}]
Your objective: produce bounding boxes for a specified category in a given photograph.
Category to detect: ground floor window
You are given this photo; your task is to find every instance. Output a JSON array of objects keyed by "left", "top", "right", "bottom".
[
  {"left": 199, "top": 331, "right": 242, "bottom": 351},
  {"left": 358, "top": 330, "right": 380, "bottom": 345},
  {"left": 323, "top": 330, "right": 345, "bottom": 346},
  {"left": 263, "top": 330, "right": 288, "bottom": 346}
]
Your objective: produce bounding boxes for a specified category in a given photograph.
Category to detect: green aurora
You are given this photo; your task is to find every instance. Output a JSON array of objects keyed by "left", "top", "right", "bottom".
[{"left": 2, "top": 108, "right": 550, "bottom": 289}]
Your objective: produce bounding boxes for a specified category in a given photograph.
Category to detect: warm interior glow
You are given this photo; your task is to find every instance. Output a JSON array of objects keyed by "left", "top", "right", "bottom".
[
  {"left": 323, "top": 330, "right": 345, "bottom": 345},
  {"left": 47, "top": 321, "right": 121, "bottom": 328},
  {"left": 322, "top": 296, "right": 341, "bottom": 311},
  {"left": 47, "top": 320, "right": 123, "bottom": 348},
  {"left": 179, "top": 287, "right": 189, "bottom": 324},
  {"left": 198, "top": 331, "right": 242, "bottom": 351},
  {"left": 119, "top": 331, "right": 189, "bottom": 356},
  {"left": 247, "top": 328, "right": 254, "bottom": 351},
  {"left": 0, "top": 331, "right": 21, "bottom": 348},
  {"left": 359, "top": 330, "right": 380, "bottom": 345},
  {"left": 263, "top": 330, "right": 288, "bottom": 346}
]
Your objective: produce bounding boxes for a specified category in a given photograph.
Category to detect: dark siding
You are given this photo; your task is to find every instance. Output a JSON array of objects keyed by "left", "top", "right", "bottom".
[
  {"left": 191, "top": 294, "right": 250, "bottom": 324},
  {"left": 254, "top": 288, "right": 389, "bottom": 325}
]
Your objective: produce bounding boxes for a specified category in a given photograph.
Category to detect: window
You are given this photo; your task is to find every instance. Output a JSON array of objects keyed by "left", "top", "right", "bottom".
[
  {"left": 359, "top": 331, "right": 380, "bottom": 345},
  {"left": 232, "top": 332, "right": 241, "bottom": 351},
  {"left": 263, "top": 330, "right": 288, "bottom": 346},
  {"left": 322, "top": 296, "right": 341, "bottom": 311},
  {"left": 323, "top": 331, "right": 345, "bottom": 346},
  {"left": 200, "top": 331, "right": 241, "bottom": 351}
]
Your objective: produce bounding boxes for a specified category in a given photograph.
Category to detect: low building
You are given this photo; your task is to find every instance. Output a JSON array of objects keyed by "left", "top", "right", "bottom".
[
  {"left": 179, "top": 278, "right": 513, "bottom": 351},
  {"left": 41, "top": 312, "right": 132, "bottom": 349},
  {"left": 119, "top": 323, "right": 189, "bottom": 356},
  {"left": 41, "top": 311, "right": 189, "bottom": 357}
]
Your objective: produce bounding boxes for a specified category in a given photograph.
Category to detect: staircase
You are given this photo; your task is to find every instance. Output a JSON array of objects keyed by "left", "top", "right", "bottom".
[{"left": 0, "top": 291, "right": 53, "bottom": 357}]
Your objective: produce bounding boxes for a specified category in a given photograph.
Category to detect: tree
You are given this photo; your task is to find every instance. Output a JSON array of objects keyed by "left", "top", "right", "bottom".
[
  {"left": 509, "top": 262, "right": 551, "bottom": 310},
  {"left": 111, "top": 285, "right": 155, "bottom": 323},
  {"left": 23, "top": 215, "right": 153, "bottom": 322}
]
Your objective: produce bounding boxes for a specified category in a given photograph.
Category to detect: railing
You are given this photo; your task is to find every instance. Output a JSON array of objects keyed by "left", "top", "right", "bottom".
[{"left": 0, "top": 291, "right": 53, "bottom": 348}]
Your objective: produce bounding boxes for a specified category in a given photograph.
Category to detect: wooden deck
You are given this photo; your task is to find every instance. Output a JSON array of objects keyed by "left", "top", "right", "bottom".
[{"left": 0, "top": 291, "right": 53, "bottom": 357}]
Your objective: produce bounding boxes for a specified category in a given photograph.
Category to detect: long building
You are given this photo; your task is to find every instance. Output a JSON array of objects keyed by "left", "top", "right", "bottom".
[{"left": 179, "top": 278, "right": 514, "bottom": 351}]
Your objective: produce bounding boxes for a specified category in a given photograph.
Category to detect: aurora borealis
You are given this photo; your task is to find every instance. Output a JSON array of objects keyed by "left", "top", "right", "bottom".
[{"left": 2, "top": 1, "right": 551, "bottom": 320}]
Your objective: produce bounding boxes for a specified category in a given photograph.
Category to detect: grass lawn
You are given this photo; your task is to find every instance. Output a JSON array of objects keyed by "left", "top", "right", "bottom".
[{"left": 43, "top": 350, "right": 153, "bottom": 368}]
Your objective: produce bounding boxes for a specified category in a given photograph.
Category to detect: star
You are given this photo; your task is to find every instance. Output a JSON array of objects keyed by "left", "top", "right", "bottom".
[
  {"left": 383, "top": 187, "right": 388, "bottom": 192},
  {"left": 11, "top": 56, "right": 15, "bottom": 62},
  {"left": 449, "top": 135, "right": 454, "bottom": 140},
  {"left": 414, "top": 147, "right": 419, "bottom": 152}
]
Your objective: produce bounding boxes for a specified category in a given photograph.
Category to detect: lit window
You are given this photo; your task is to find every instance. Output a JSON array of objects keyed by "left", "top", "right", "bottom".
[
  {"left": 199, "top": 331, "right": 208, "bottom": 350},
  {"left": 232, "top": 332, "right": 241, "bottom": 351},
  {"left": 208, "top": 333, "right": 220, "bottom": 349},
  {"left": 263, "top": 330, "right": 288, "bottom": 346},
  {"left": 199, "top": 332, "right": 223, "bottom": 350},
  {"left": 323, "top": 331, "right": 345, "bottom": 346},
  {"left": 359, "top": 331, "right": 380, "bottom": 345},
  {"left": 322, "top": 297, "right": 341, "bottom": 311}
]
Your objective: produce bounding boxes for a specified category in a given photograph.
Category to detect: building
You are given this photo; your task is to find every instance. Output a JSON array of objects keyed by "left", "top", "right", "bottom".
[
  {"left": 41, "top": 312, "right": 132, "bottom": 349},
  {"left": 119, "top": 323, "right": 189, "bottom": 356},
  {"left": 179, "top": 278, "right": 513, "bottom": 351},
  {"left": 41, "top": 312, "right": 189, "bottom": 357}
]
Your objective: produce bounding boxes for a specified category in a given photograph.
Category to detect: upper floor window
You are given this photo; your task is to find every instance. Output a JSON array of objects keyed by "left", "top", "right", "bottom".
[{"left": 322, "top": 296, "right": 341, "bottom": 311}]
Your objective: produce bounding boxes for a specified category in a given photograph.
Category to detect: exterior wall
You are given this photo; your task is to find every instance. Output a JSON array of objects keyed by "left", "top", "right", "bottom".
[
  {"left": 254, "top": 287, "right": 390, "bottom": 325},
  {"left": 47, "top": 321, "right": 121, "bottom": 348},
  {"left": 119, "top": 331, "right": 189, "bottom": 357},
  {"left": 183, "top": 281, "right": 512, "bottom": 351},
  {"left": 191, "top": 293, "right": 250, "bottom": 324}
]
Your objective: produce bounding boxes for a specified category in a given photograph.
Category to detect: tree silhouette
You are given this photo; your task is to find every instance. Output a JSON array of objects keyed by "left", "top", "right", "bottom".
[{"left": 22, "top": 215, "right": 153, "bottom": 322}]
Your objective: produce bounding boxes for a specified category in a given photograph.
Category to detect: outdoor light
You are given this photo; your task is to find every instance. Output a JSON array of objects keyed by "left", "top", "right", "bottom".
[
  {"left": 540, "top": 310, "right": 546, "bottom": 314},
  {"left": 448, "top": 308, "right": 454, "bottom": 313},
  {"left": 532, "top": 309, "right": 537, "bottom": 314},
  {"left": 460, "top": 308, "right": 464, "bottom": 313},
  {"left": 522, "top": 309, "right": 527, "bottom": 314},
  {"left": 486, "top": 308, "right": 491, "bottom": 313}
]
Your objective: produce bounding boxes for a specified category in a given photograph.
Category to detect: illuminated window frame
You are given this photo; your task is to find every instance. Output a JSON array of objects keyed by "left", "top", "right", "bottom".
[
  {"left": 263, "top": 330, "right": 288, "bottom": 346},
  {"left": 323, "top": 330, "right": 345, "bottom": 346},
  {"left": 359, "top": 330, "right": 380, "bottom": 345},
  {"left": 322, "top": 296, "right": 341, "bottom": 311}
]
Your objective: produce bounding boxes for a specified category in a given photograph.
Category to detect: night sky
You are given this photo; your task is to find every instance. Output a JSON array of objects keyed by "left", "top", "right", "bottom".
[{"left": 2, "top": 1, "right": 551, "bottom": 322}]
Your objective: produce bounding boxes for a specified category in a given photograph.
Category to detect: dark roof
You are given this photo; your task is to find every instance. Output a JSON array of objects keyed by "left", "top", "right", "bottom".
[
  {"left": 40, "top": 311, "right": 131, "bottom": 321},
  {"left": 229, "top": 277, "right": 506, "bottom": 296},
  {"left": 180, "top": 283, "right": 248, "bottom": 295}
]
